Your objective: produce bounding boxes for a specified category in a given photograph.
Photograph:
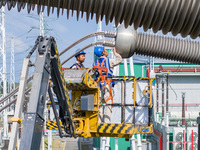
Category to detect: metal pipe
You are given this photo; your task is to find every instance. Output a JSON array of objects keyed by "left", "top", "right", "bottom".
[
  {"left": 61, "top": 40, "right": 115, "bottom": 65},
  {"left": 129, "top": 56, "right": 134, "bottom": 76},
  {"left": 121, "top": 81, "right": 124, "bottom": 123},
  {"left": 0, "top": 75, "right": 33, "bottom": 105},
  {"left": 183, "top": 130, "right": 185, "bottom": 150},
  {"left": 182, "top": 92, "right": 186, "bottom": 126},
  {"left": 192, "top": 130, "right": 194, "bottom": 150},
  {"left": 156, "top": 76, "right": 160, "bottom": 122},
  {"left": 124, "top": 59, "right": 128, "bottom": 76},
  {"left": 2, "top": 0, "right": 200, "bottom": 39},
  {"left": 162, "top": 80, "right": 164, "bottom": 120},
  {"left": 0, "top": 88, "right": 31, "bottom": 112},
  {"left": 156, "top": 76, "right": 159, "bottom": 113},
  {"left": 105, "top": 137, "right": 110, "bottom": 150},
  {"left": 130, "top": 135, "right": 136, "bottom": 150},
  {"left": 166, "top": 74, "right": 169, "bottom": 127},
  {"left": 101, "top": 137, "right": 106, "bottom": 150},
  {"left": 123, "top": 79, "right": 126, "bottom": 123},
  {"left": 59, "top": 31, "right": 116, "bottom": 56},
  {"left": 115, "top": 138, "right": 118, "bottom": 150},
  {"left": 137, "top": 134, "right": 142, "bottom": 150},
  {"left": 48, "top": 130, "right": 52, "bottom": 150},
  {"left": 166, "top": 75, "right": 169, "bottom": 112}
]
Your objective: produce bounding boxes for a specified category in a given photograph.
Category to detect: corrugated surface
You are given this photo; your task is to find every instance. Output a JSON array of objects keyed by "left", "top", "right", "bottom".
[{"left": 1, "top": 0, "right": 200, "bottom": 38}]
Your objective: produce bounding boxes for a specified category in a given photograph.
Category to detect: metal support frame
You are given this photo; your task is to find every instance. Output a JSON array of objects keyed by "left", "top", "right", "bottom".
[
  {"left": 48, "top": 87, "right": 63, "bottom": 137},
  {"left": 50, "top": 47, "right": 76, "bottom": 137},
  {"left": 20, "top": 37, "right": 51, "bottom": 150},
  {"left": 18, "top": 36, "right": 75, "bottom": 149},
  {"left": 8, "top": 58, "right": 30, "bottom": 150}
]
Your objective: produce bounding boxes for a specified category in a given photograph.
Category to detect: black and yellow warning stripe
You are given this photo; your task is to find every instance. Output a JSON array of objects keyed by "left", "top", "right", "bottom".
[
  {"left": 46, "top": 120, "right": 65, "bottom": 131},
  {"left": 136, "top": 77, "right": 149, "bottom": 80},
  {"left": 53, "top": 44, "right": 76, "bottom": 136},
  {"left": 97, "top": 123, "right": 153, "bottom": 134},
  {"left": 136, "top": 77, "right": 155, "bottom": 81},
  {"left": 65, "top": 83, "right": 90, "bottom": 90},
  {"left": 112, "top": 78, "right": 134, "bottom": 81}
]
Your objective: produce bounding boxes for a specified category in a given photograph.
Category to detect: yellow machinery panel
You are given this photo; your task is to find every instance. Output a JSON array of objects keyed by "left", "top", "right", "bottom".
[{"left": 47, "top": 69, "right": 154, "bottom": 139}]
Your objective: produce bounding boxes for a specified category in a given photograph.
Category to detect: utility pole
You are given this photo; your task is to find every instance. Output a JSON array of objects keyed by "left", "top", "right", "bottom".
[{"left": 0, "top": 6, "right": 7, "bottom": 138}]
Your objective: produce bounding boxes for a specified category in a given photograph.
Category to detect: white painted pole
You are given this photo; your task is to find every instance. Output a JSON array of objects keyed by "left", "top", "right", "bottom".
[
  {"left": 17, "top": 138, "right": 20, "bottom": 150},
  {"left": 105, "top": 137, "right": 110, "bottom": 150},
  {"left": 137, "top": 134, "right": 142, "bottom": 150},
  {"left": 42, "top": 135, "right": 45, "bottom": 150},
  {"left": 124, "top": 59, "right": 128, "bottom": 76},
  {"left": 166, "top": 112, "right": 169, "bottom": 127},
  {"left": 48, "top": 130, "right": 52, "bottom": 150},
  {"left": 129, "top": 56, "right": 135, "bottom": 150},
  {"left": 113, "top": 65, "right": 119, "bottom": 76},
  {"left": 115, "top": 138, "right": 118, "bottom": 150},
  {"left": 8, "top": 58, "right": 29, "bottom": 150},
  {"left": 156, "top": 112, "right": 160, "bottom": 123},
  {"left": 129, "top": 56, "right": 134, "bottom": 76},
  {"left": 130, "top": 135, "right": 136, "bottom": 150},
  {"left": 100, "top": 137, "right": 106, "bottom": 150}
]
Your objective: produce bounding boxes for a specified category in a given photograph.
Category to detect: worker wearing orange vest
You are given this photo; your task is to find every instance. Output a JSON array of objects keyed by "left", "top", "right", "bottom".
[
  {"left": 70, "top": 49, "right": 86, "bottom": 69},
  {"left": 93, "top": 46, "right": 122, "bottom": 123}
]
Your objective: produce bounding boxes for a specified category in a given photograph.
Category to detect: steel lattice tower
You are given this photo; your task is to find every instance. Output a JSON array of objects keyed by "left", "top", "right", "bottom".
[
  {"left": 0, "top": 6, "right": 7, "bottom": 138},
  {"left": 0, "top": 7, "right": 6, "bottom": 98}
]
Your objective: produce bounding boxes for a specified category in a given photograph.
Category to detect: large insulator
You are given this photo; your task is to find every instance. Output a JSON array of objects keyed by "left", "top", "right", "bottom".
[{"left": 115, "top": 25, "right": 137, "bottom": 58}]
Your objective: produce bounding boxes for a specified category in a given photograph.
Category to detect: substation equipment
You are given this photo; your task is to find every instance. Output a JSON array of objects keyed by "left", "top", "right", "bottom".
[{"left": 0, "top": 0, "right": 200, "bottom": 150}]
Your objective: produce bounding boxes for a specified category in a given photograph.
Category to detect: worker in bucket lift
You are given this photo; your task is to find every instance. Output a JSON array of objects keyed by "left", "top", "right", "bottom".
[
  {"left": 70, "top": 48, "right": 86, "bottom": 69},
  {"left": 93, "top": 46, "right": 122, "bottom": 123}
]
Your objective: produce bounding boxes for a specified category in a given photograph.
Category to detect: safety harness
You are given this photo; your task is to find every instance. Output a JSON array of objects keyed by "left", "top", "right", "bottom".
[{"left": 93, "top": 58, "right": 114, "bottom": 108}]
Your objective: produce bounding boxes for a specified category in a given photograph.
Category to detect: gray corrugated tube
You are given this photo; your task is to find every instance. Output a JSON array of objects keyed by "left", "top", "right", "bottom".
[{"left": 136, "top": 33, "right": 200, "bottom": 64}]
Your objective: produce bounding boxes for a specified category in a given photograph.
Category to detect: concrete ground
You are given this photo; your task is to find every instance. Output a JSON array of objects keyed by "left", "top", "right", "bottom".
[
  {"left": 65, "top": 138, "right": 79, "bottom": 150},
  {"left": 40, "top": 136, "right": 79, "bottom": 150}
]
